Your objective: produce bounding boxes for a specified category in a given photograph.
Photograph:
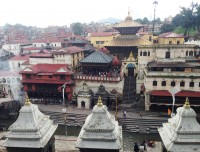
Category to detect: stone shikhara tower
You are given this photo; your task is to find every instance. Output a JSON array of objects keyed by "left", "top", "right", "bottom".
[{"left": 76, "top": 96, "right": 123, "bottom": 152}]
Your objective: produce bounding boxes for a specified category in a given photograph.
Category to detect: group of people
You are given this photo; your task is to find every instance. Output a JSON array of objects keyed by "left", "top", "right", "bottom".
[{"left": 134, "top": 140, "right": 155, "bottom": 152}]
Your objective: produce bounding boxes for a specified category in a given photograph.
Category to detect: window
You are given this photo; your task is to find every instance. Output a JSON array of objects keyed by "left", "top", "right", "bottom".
[
  {"left": 26, "top": 74, "right": 31, "bottom": 79},
  {"left": 38, "top": 75, "right": 42, "bottom": 78},
  {"left": 60, "top": 75, "right": 65, "bottom": 80},
  {"left": 171, "top": 81, "right": 175, "bottom": 86},
  {"left": 165, "top": 52, "right": 170, "bottom": 58},
  {"left": 199, "top": 82, "right": 200, "bottom": 87},
  {"left": 153, "top": 80, "right": 157, "bottom": 86},
  {"left": 49, "top": 76, "right": 52, "bottom": 78},
  {"left": 55, "top": 44, "right": 56, "bottom": 47},
  {"left": 177, "top": 41, "right": 180, "bottom": 44},
  {"left": 161, "top": 81, "right": 166, "bottom": 86},
  {"left": 189, "top": 51, "right": 193, "bottom": 56},
  {"left": 101, "top": 41, "right": 104, "bottom": 44},
  {"left": 140, "top": 52, "right": 142, "bottom": 56},
  {"left": 189, "top": 81, "right": 194, "bottom": 87},
  {"left": 96, "top": 41, "right": 100, "bottom": 44},
  {"left": 180, "top": 81, "right": 185, "bottom": 87},
  {"left": 169, "top": 41, "right": 172, "bottom": 44},
  {"left": 143, "top": 52, "right": 147, "bottom": 56},
  {"left": 148, "top": 52, "right": 150, "bottom": 56},
  {"left": 186, "top": 51, "right": 188, "bottom": 56}
]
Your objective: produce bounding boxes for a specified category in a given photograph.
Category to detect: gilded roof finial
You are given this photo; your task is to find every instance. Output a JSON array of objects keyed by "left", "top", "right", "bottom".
[
  {"left": 125, "top": 7, "right": 132, "bottom": 20},
  {"left": 184, "top": 97, "right": 190, "bottom": 109},
  {"left": 25, "top": 93, "right": 31, "bottom": 105},
  {"left": 128, "top": 51, "right": 134, "bottom": 61},
  {"left": 97, "top": 96, "right": 103, "bottom": 107}
]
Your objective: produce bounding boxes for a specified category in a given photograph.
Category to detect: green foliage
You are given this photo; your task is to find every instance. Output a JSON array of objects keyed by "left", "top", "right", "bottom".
[
  {"left": 173, "top": 27, "right": 198, "bottom": 35},
  {"left": 72, "top": 22, "right": 84, "bottom": 35},
  {"left": 160, "top": 24, "right": 175, "bottom": 33}
]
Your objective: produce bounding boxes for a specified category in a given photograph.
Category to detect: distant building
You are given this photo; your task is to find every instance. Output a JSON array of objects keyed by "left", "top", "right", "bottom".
[
  {"left": 138, "top": 44, "right": 200, "bottom": 112},
  {"left": 20, "top": 64, "right": 73, "bottom": 103},
  {"left": 89, "top": 32, "right": 118, "bottom": 48}
]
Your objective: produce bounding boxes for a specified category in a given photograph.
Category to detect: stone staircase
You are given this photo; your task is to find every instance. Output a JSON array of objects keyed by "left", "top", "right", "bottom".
[
  {"left": 118, "top": 115, "right": 168, "bottom": 134},
  {"left": 42, "top": 111, "right": 87, "bottom": 127},
  {"left": 122, "top": 76, "right": 137, "bottom": 104}
]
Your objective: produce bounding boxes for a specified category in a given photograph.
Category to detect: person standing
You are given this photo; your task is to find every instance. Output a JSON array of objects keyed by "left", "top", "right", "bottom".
[
  {"left": 123, "top": 110, "right": 127, "bottom": 119},
  {"left": 134, "top": 142, "right": 139, "bottom": 152}
]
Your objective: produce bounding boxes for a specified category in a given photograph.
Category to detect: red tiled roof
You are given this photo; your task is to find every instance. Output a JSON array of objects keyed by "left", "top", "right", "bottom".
[
  {"left": 159, "top": 32, "right": 184, "bottom": 38},
  {"left": 21, "top": 59, "right": 30, "bottom": 65},
  {"left": 6, "top": 39, "right": 30, "bottom": 44},
  {"left": 112, "top": 55, "right": 121, "bottom": 65},
  {"left": 22, "top": 79, "right": 73, "bottom": 84},
  {"left": 31, "top": 38, "right": 62, "bottom": 43},
  {"left": 20, "top": 64, "right": 72, "bottom": 75},
  {"left": 53, "top": 46, "right": 84, "bottom": 54},
  {"left": 150, "top": 90, "right": 200, "bottom": 97},
  {"left": 90, "top": 32, "right": 117, "bottom": 37},
  {"left": 30, "top": 53, "right": 53, "bottom": 58},
  {"left": 9, "top": 55, "right": 30, "bottom": 61}
]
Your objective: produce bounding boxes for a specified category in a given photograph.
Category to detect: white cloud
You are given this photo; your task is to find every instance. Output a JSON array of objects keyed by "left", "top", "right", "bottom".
[{"left": 0, "top": 0, "right": 197, "bottom": 27}]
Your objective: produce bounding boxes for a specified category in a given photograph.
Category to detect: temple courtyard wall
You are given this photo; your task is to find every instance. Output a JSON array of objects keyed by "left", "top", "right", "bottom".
[{"left": 74, "top": 79, "right": 124, "bottom": 95}]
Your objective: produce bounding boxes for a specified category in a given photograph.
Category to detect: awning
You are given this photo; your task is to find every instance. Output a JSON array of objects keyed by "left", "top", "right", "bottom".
[{"left": 150, "top": 90, "right": 200, "bottom": 98}]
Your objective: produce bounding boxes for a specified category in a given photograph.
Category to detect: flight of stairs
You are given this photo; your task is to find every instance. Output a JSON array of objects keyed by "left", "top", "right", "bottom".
[{"left": 122, "top": 76, "right": 136, "bottom": 103}]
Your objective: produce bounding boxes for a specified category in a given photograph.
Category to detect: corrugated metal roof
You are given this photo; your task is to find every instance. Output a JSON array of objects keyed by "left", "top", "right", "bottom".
[
  {"left": 104, "top": 35, "right": 152, "bottom": 46},
  {"left": 80, "top": 51, "right": 113, "bottom": 64}
]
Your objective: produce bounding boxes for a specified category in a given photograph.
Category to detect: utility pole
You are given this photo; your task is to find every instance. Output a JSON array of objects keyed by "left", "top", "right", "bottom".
[{"left": 152, "top": 1, "right": 158, "bottom": 33}]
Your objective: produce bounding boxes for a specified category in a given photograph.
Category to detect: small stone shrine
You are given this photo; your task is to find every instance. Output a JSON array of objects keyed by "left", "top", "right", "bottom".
[
  {"left": 3, "top": 95, "right": 58, "bottom": 152},
  {"left": 77, "top": 82, "right": 93, "bottom": 109},
  {"left": 76, "top": 96, "right": 122, "bottom": 152},
  {"left": 94, "top": 84, "right": 109, "bottom": 106},
  {"left": 158, "top": 97, "right": 200, "bottom": 152}
]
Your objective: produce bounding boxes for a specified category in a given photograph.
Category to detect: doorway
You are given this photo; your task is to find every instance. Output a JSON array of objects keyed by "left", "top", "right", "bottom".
[
  {"left": 81, "top": 101, "right": 85, "bottom": 108},
  {"left": 127, "top": 63, "right": 135, "bottom": 77}
]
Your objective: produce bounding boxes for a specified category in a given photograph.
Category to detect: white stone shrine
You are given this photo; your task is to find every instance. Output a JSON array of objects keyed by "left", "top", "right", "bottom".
[
  {"left": 158, "top": 97, "right": 200, "bottom": 152},
  {"left": 3, "top": 96, "right": 58, "bottom": 152},
  {"left": 77, "top": 82, "right": 93, "bottom": 109},
  {"left": 76, "top": 96, "right": 122, "bottom": 152}
]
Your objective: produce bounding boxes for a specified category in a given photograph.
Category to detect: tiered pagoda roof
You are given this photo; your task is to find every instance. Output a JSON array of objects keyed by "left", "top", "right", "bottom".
[
  {"left": 158, "top": 98, "right": 200, "bottom": 152},
  {"left": 104, "top": 35, "right": 152, "bottom": 47},
  {"left": 76, "top": 96, "right": 122, "bottom": 150},
  {"left": 3, "top": 97, "right": 58, "bottom": 148}
]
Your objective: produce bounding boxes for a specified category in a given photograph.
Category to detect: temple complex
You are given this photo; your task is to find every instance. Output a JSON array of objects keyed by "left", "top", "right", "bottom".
[
  {"left": 3, "top": 96, "right": 58, "bottom": 152},
  {"left": 76, "top": 96, "right": 122, "bottom": 152},
  {"left": 77, "top": 82, "right": 94, "bottom": 109},
  {"left": 158, "top": 98, "right": 200, "bottom": 152}
]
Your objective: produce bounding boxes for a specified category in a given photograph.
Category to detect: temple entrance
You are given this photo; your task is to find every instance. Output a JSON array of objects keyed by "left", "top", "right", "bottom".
[
  {"left": 127, "top": 63, "right": 134, "bottom": 77},
  {"left": 81, "top": 101, "right": 85, "bottom": 108}
]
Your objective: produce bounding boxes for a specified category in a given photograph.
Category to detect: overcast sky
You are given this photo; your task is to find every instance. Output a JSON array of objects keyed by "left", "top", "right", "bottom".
[{"left": 0, "top": 0, "right": 197, "bottom": 27}]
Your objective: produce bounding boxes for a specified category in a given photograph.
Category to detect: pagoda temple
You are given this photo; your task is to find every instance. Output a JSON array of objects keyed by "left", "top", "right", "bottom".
[
  {"left": 3, "top": 96, "right": 58, "bottom": 152},
  {"left": 158, "top": 98, "right": 200, "bottom": 152},
  {"left": 104, "top": 11, "right": 152, "bottom": 60},
  {"left": 75, "top": 96, "right": 122, "bottom": 152}
]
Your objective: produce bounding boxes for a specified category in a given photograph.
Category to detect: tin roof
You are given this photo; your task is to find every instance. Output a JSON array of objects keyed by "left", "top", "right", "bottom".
[{"left": 80, "top": 51, "right": 113, "bottom": 64}]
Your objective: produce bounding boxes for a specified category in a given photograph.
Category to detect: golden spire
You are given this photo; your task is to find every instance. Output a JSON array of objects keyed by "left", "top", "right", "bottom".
[
  {"left": 184, "top": 97, "right": 190, "bottom": 109},
  {"left": 125, "top": 7, "right": 132, "bottom": 20},
  {"left": 25, "top": 93, "right": 31, "bottom": 105},
  {"left": 97, "top": 96, "right": 103, "bottom": 107},
  {"left": 128, "top": 51, "right": 134, "bottom": 61}
]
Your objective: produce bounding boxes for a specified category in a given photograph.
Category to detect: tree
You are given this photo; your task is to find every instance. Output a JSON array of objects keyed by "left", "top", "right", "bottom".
[
  {"left": 72, "top": 22, "right": 84, "bottom": 35},
  {"left": 152, "top": 1, "right": 158, "bottom": 32},
  {"left": 141, "top": 17, "right": 150, "bottom": 24},
  {"left": 160, "top": 24, "right": 175, "bottom": 33}
]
